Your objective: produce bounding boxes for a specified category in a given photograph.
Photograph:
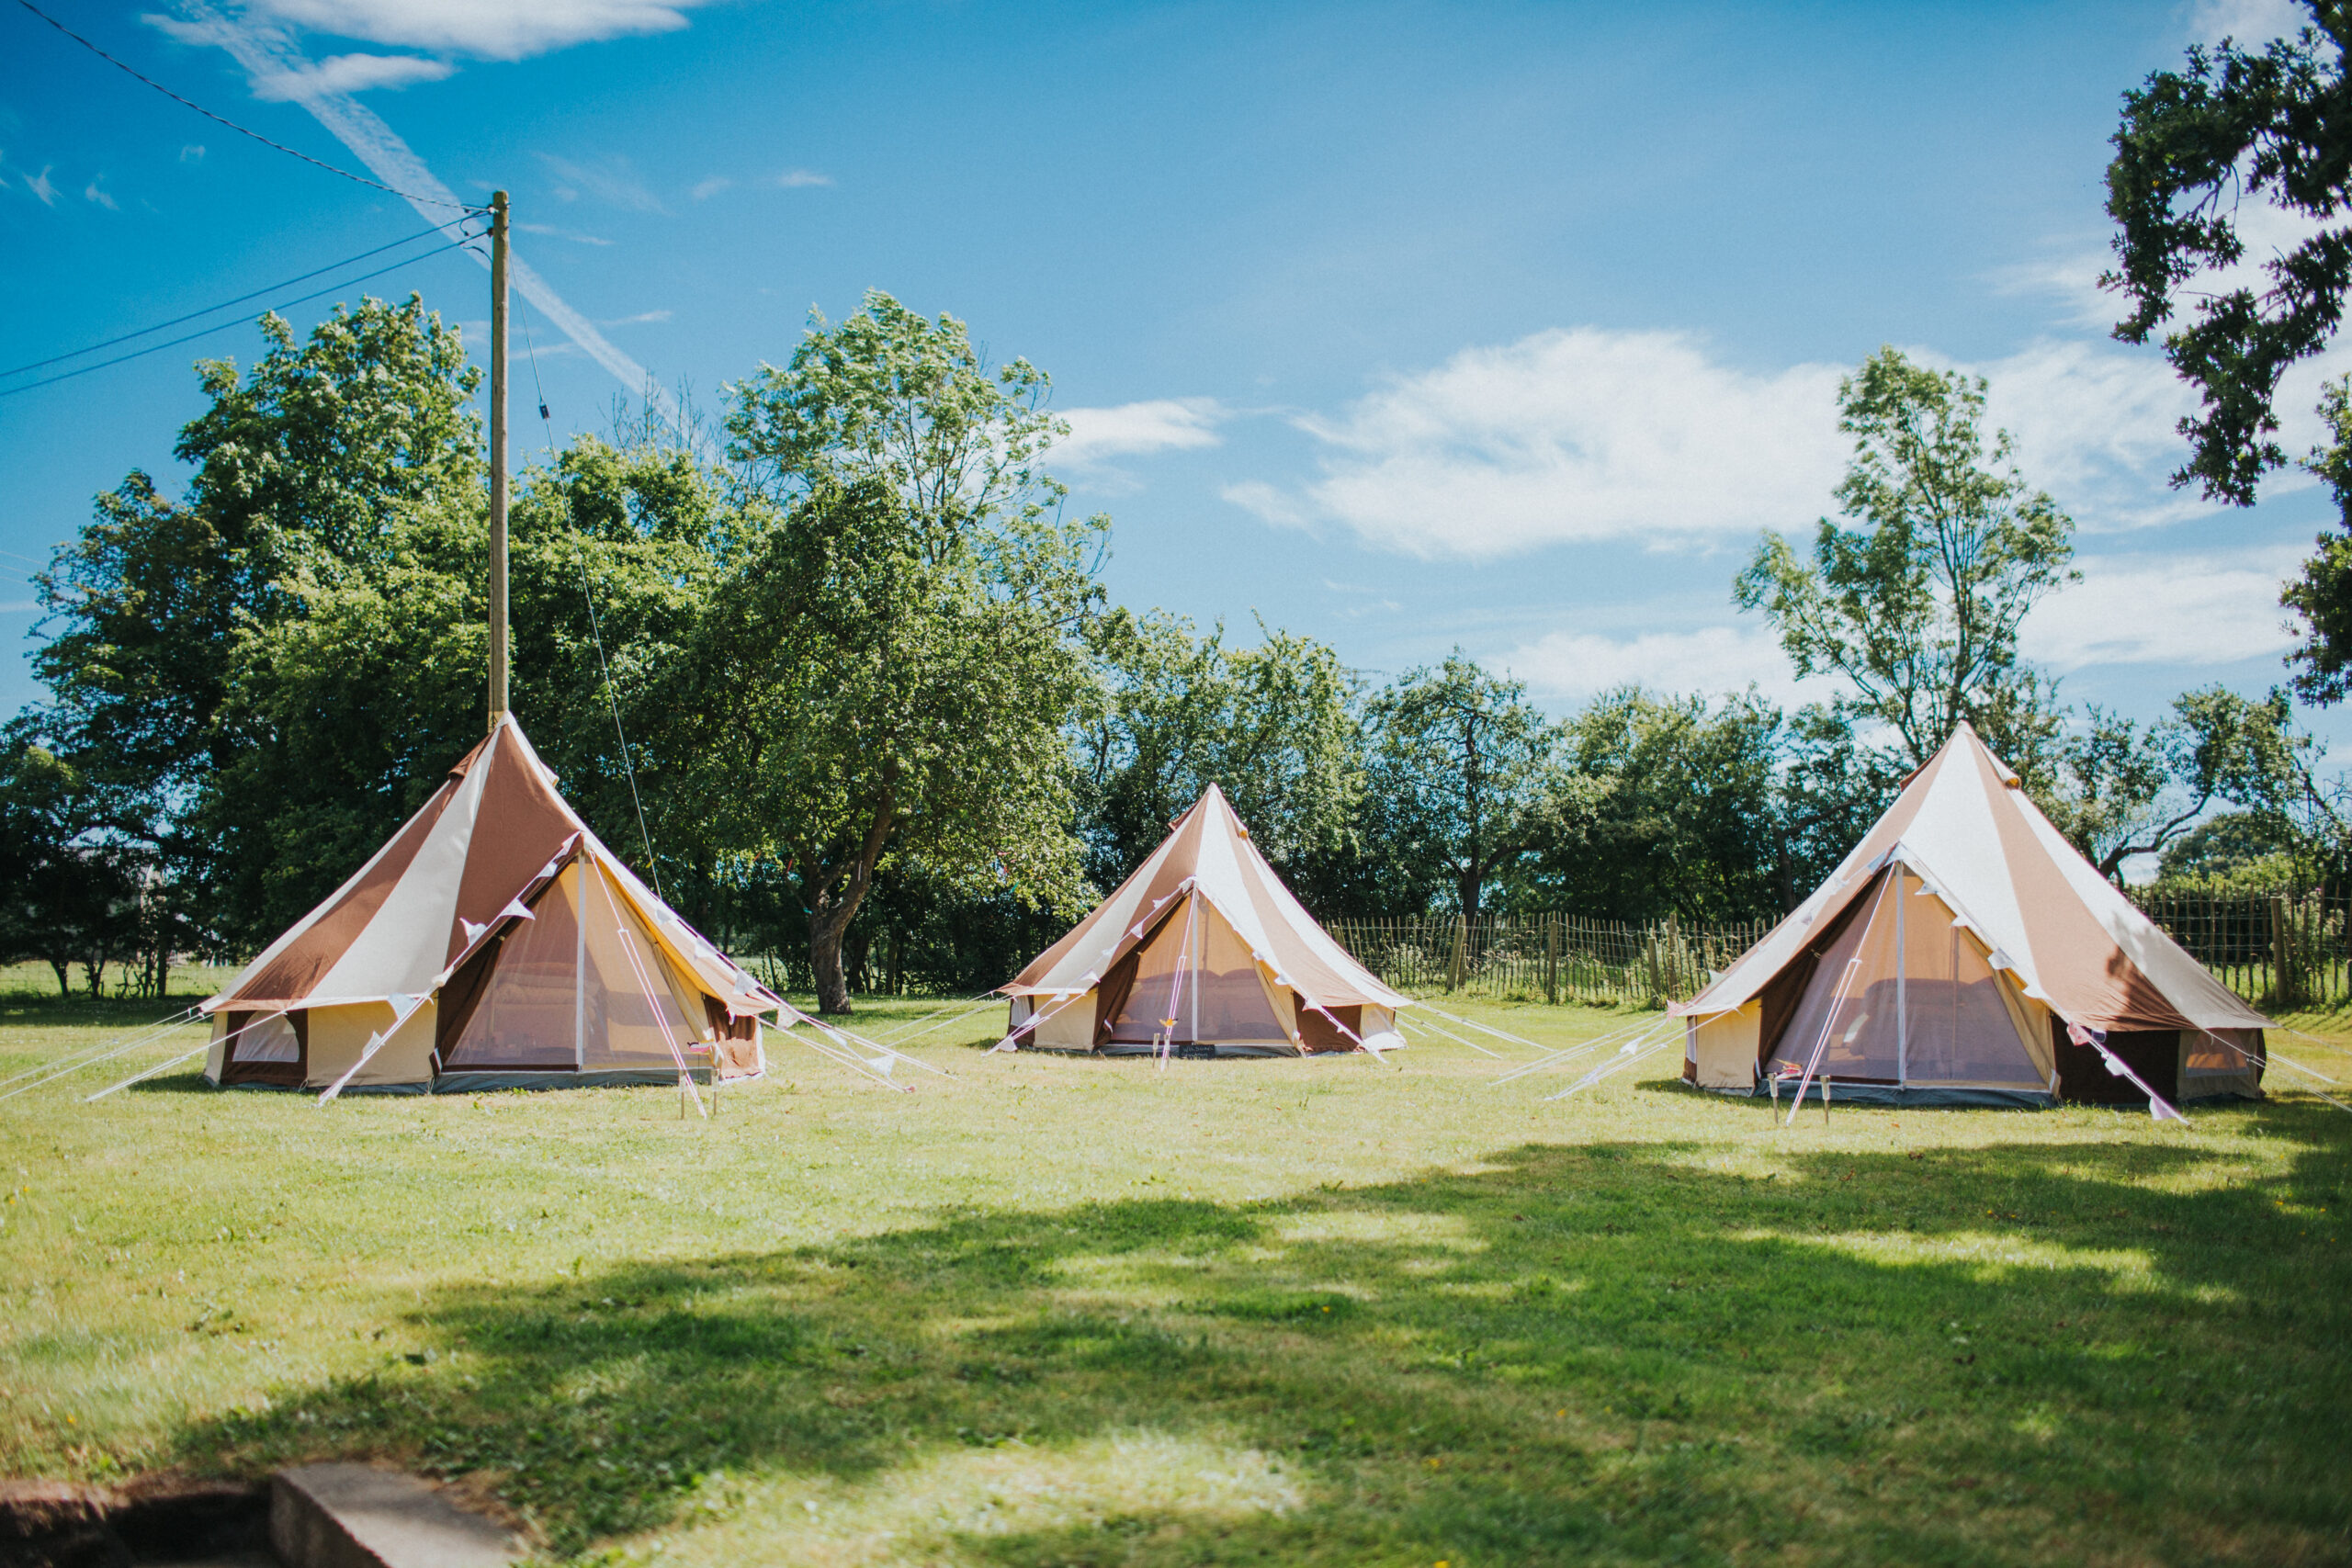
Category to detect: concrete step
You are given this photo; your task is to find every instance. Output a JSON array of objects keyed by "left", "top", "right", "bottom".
[{"left": 269, "top": 1466, "right": 518, "bottom": 1568}]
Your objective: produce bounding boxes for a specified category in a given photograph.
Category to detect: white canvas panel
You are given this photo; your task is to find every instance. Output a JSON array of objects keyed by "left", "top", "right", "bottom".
[
  {"left": 306, "top": 750, "right": 492, "bottom": 1003},
  {"left": 2009, "top": 795, "right": 2268, "bottom": 1031},
  {"left": 238, "top": 1014, "right": 300, "bottom": 1064}
]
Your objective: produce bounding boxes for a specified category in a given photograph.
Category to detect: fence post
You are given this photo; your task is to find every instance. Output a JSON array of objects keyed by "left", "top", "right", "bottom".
[
  {"left": 2271, "top": 894, "right": 2295, "bottom": 1010},
  {"left": 1545, "top": 913, "right": 1559, "bottom": 1005},
  {"left": 1448, "top": 913, "right": 1468, "bottom": 992}
]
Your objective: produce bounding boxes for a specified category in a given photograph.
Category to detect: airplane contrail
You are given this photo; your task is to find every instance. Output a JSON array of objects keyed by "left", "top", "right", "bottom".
[{"left": 171, "top": 1, "right": 676, "bottom": 424}]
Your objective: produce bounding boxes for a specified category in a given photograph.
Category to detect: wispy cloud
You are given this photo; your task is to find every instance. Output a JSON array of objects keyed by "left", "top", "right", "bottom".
[
  {"left": 690, "top": 175, "right": 730, "bottom": 200},
  {"left": 516, "top": 220, "right": 613, "bottom": 246},
  {"left": 179, "top": 143, "right": 206, "bottom": 162},
  {"left": 164, "top": 1, "right": 668, "bottom": 419},
  {"left": 1226, "top": 328, "right": 1849, "bottom": 558},
  {"left": 233, "top": 0, "right": 718, "bottom": 61},
  {"left": 599, "top": 309, "right": 673, "bottom": 326},
  {"left": 1221, "top": 313, "right": 2290, "bottom": 560},
  {"left": 2185, "top": 0, "right": 2310, "bottom": 46},
  {"left": 2024, "top": 547, "right": 2303, "bottom": 671},
  {"left": 250, "top": 51, "right": 453, "bottom": 100},
  {"left": 83, "top": 177, "right": 118, "bottom": 209},
  {"left": 1055, "top": 398, "right": 1228, "bottom": 467},
  {"left": 1502, "top": 622, "right": 1827, "bottom": 708},
  {"left": 22, "top": 164, "right": 57, "bottom": 206},
  {"left": 536, "top": 151, "right": 664, "bottom": 212},
  {"left": 775, "top": 168, "right": 831, "bottom": 188}
]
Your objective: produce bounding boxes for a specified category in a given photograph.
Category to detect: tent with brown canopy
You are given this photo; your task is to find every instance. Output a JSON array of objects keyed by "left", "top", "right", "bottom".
[
  {"left": 202, "top": 716, "right": 783, "bottom": 1095},
  {"left": 1674, "top": 723, "right": 2269, "bottom": 1109},
  {"left": 1000, "top": 784, "right": 1410, "bottom": 1057}
]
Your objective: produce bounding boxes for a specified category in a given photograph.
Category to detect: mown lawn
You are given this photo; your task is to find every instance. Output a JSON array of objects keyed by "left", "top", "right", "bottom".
[{"left": 1, "top": 985, "right": 2348, "bottom": 1566}]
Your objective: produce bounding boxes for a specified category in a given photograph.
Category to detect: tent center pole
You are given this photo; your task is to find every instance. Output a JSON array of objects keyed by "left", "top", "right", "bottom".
[{"left": 487, "top": 189, "right": 510, "bottom": 731}]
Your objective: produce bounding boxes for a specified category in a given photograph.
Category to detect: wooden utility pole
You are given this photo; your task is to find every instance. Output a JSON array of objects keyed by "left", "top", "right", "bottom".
[{"left": 487, "top": 189, "right": 511, "bottom": 730}]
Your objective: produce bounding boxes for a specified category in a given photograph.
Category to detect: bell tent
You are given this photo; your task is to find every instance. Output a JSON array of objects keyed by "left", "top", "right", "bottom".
[
  {"left": 1676, "top": 723, "right": 2268, "bottom": 1109},
  {"left": 1001, "top": 784, "right": 1410, "bottom": 1057},
  {"left": 203, "top": 716, "right": 783, "bottom": 1095}
]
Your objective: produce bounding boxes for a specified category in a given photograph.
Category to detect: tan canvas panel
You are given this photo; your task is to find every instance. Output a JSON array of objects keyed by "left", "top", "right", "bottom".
[
  {"left": 303, "top": 1000, "right": 436, "bottom": 1089},
  {"left": 1359, "top": 1004, "right": 1402, "bottom": 1051},
  {"left": 203, "top": 1012, "right": 230, "bottom": 1083},
  {"left": 1688, "top": 1001, "right": 1761, "bottom": 1089},
  {"left": 1034, "top": 993, "right": 1097, "bottom": 1050}
]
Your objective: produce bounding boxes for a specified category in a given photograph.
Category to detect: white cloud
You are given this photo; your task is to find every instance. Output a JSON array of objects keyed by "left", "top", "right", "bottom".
[
  {"left": 1973, "top": 337, "right": 2215, "bottom": 529},
  {"left": 179, "top": 143, "right": 206, "bottom": 162},
  {"left": 516, "top": 221, "right": 613, "bottom": 245},
  {"left": 1230, "top": 328, "right": 1849, "bottom": 558},
  {"left": 250, "top": 51, "right": 454, "bottom": 99},
  {"left": 775, "top": 168, "right": 832, "bottom": 188},
  {"left": 690, "top": 175, "right": 730, "bottom": 200},
  {"left": 1987, "top": 248, "right": 2116, "bottom": 331},
  {"left": 82, "top": 177, "right": 118, "bottom": 209},
  {"left": 1055, "top": 398, "right": 1228, "bottom": 467},
  {"left": 2024, "top": 546, "right": 2303, "bottom": 671},
  {"left": 2186, "top": 0, "right": 2312, "bottom": 47},
  {"left": 1227, "top": 317, "right": 2308, "bottom": 558},
  {"left": 236, "top": 0, "right": 713, "bottom": 61},
  {"left": 535, "top": 151, "right": 662, "bottom": 212},
  {"left": 1502, "top": 623, "right": 1829, "bottom": 707},
  {"left": 22, "top": 164, "right": 56, "bottom": 206},
  {"left": 599, "top": 309, "right": 672, "bottom": 325}
]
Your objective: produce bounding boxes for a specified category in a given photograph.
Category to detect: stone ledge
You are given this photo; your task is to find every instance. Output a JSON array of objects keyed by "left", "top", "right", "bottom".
[{"left": 270, "top": 1465, "right": 516, "bottom": 1568}]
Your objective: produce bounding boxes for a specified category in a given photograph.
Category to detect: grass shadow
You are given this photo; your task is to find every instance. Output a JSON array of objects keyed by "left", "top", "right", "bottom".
[{"left": 162, "top": 1098, "right": 2352, "bottom": 1565}]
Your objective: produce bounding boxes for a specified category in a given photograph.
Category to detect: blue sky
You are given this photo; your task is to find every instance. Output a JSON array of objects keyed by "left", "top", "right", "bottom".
[{"left": 2, "top": 0, "right": 2343, "bottom": 751}]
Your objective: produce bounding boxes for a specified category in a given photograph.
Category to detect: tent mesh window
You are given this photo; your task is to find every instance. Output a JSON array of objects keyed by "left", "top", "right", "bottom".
[
  {"left": 220, "top": 1010, "right": 306, "bottom": 1087},
  {"left": 440, "top": 860, "right": 703, "bottom": 1072},
  {"left": 1764, "top": 870, "right": 2045, "bottom": 1090}
]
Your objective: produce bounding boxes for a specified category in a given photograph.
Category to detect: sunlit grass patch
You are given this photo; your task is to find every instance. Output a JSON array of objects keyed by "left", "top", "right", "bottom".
[{"left": 0, "top": 991, "right": 2348, "bottom": 1564}]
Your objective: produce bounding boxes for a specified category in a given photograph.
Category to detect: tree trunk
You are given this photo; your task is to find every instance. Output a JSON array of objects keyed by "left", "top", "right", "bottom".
[
  {"left": 49, "top": 960, "right": 70, "bottom": 999},
  {"left": 808, "top": 905, "right": 856, "bottom": 1014}
]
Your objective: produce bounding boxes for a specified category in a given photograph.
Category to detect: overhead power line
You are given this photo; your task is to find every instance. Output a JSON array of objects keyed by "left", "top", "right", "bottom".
[
  {"left": 0, "top": 232, "right": 481, "bottom": 399},
  {"left": 0, "top": 221, "right": 467, "bottom": 380},
  {"left": 12, "top": 0, "right": 481, "bottom": 212}
]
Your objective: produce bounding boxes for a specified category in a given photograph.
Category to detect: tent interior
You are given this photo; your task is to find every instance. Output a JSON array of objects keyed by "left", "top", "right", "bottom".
[{"left": 1685, "top": 860, "right": 2265, "bottom": 1108}]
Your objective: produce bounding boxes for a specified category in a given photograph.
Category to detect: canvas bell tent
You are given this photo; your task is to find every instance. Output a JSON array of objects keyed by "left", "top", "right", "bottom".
[
  {"left": 1001, "top": 784, "right": 1410, "bottom": 1056},
  {"left": 203, "top": 716, "right": 783, "bottom": 1094},
  {"left": 1675, "top": 723, "right": 2268, "bottom": 1110}
]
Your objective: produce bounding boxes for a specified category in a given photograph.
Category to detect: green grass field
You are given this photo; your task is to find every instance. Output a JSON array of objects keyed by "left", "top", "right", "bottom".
[{"left": 2, "top": 987, "right": 2348, "bottom": 1566}]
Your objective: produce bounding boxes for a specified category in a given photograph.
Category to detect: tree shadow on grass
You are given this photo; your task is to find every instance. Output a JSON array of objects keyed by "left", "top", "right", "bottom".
[{"left": 173, "top": 1105, "right": 2352, "bottom": 1566}]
